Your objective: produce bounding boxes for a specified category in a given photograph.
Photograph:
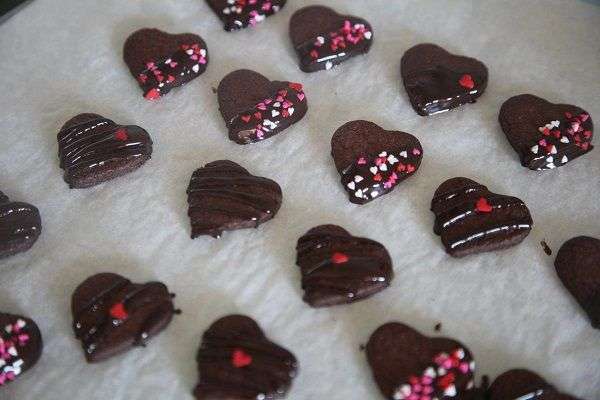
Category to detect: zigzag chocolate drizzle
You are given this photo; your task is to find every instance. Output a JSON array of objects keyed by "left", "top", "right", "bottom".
[{"left": 0, "top": 192, "right": 42, "bottom": 258}]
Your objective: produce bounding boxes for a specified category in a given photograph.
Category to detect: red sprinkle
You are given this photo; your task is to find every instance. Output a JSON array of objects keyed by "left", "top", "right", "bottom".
[
  {"left": 114, "top": 129, "right": 128, "bottom": 142},
  {"left": 232, "top": 349, "right": 252, "bottom": 368},
  {"left": 241, "top": 115, "right": 251, "bottom": 123},
  {"left": 331, "top": 252, "right": 349, "bottom": 264},
  {"left": 109, "top": 302, "right": 129, "bottom": 320},
  {"left": 145, "top": 88, "right": 160, "bottom": 101},
  {"left": 289, "top": 82, "right": 303, "bottom": 92},
  {"left": 458, "top": 74, "right": 475, "bottom": 90},
  {"left": 476, "top": 197, "right": 493, "bottom": 213},
  {"left": 253, "top": 112, "right": 262, "bottom": 120}
]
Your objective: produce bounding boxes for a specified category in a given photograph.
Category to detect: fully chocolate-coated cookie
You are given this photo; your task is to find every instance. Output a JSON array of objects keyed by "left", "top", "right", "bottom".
[
  {"left": 290, "top": 5, "right": 373, "bottom": 72},
  {"left": 499, "top": 94, "right": 593, "bottom": 170},
  {"left": 488, "top": 369, "right": 582, "bottom": 400},
  {"left": 0, "top": 192, "right": 41, "bottom": 258},
  {"left": 554, "top": 236, "right": 600, "bottom": 329},
  {"left": 194, "top": 315, "right": 297, "bottom": 400},
  {"left": 123, "top": 28, "right": 208, "bottom": 100},
  {"left": 0, "top": 313, "right": 42, "bottom": 386},
  {"left": 71, "top": 272, "right": 177, "bottom": 363},
  {"left": 401, "top": 43, "right": 488, "bottom": 116},
  {"left": 296, "top": 224, "right": 393, "bottom": 307},
  {"left": 431, "top": 178, "right": 533, "bottom": 257},
  {"left": 57, "top": 113, "right": 153, "bottom": 189},
  {"left": 331, "top": 120, "right": 423, "bottom": 205},
  {"left": 206, "top": 0, "right": 286, "bottom": 31},
  {"left": 217, "top": 69, "right": 308, "bottom": 144},
  {"left": 366, "top": 322, "right": 476, "bottom": 400},
  {"left": 187, "top": 160, "right": 282, "bottom": 238}
]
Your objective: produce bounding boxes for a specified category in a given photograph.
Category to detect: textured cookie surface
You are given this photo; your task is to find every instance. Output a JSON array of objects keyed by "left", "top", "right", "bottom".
[
  {"left": 194, "top": 315, "right": 297, "bottom": 400},
  {"left": 331, "top": 120, "right": 422, "bottom": 205},
  {"left": 57, "top": 113, "right": 153, "bottom": 189},
  {"left": 499, "top": 94, "right": 593, "bottom": 170},
  {"left": 0, "top": 313, "right": 43, "bottom": 386},
  {"left": 71, "top": 272, "right": 177, "bottom": 363},
  {"left": 290, "top": 5, "right": 373, "bottom": 72},
  {"left": 187, "top": 160, "right": 282, "bottom": 238},
  {"left": 217, "top": 69, "right": 307, "bottom": 144},
  {"left": 123, "top": 28, "right": 208, "bottom": 100},
  {"left": 296, "top": 224, "right": 393, "bottom": 307},
  {"left": 488, "top": 369, "right": 582, "bottom": 400},
  {"left": 431, "top": 177, "right": 532, "bottom": 257},
  {"left": 206, "top": 0, "right": 286, "bottom": 31},
  {"left": 0, "top": 192, "right": 42, "bottom": 258},
  {"left": 401, "top": 43, "right": 488, "bottom": 116}
]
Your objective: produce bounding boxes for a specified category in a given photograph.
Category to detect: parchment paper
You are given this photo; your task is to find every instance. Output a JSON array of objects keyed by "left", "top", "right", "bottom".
[{"left": 1, "top": 0, "right": 599, "bottom": 398}]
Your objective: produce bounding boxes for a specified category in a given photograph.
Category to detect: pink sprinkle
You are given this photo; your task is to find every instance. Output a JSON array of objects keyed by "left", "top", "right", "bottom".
[
  {"left": 264, "top": 99, "right": 272, "bottom": 105},
  {"left": 459, "top": 362, "right": 470, "bottom": 373},
  {"left": 276, "top": 96, "right": 284, "bottom": 102},
  {"left": 262, "top": 2, "right": 271, "bottom": 10},
  {"left": 412, "top": 148, "right": 421, "bottom": 156},
  {"left": 580, "top": 113, "right": 589, "bottom": 122},
  {"left": 423, "top": 386, "right": 434, "bottom": 394},
  {"left": 357, "top": 157, "right": 367, "bottom": 165},
  {"left": 421, "top": 376, "right": 433, "bottom": 385},
  {"left": 538, "top": 139, "right": 547, "bottom": 146},
  {"left": 257, "top": 103, "right": 267, "bottom": 111},
  {"left": 170, "top": 61, "right": 178, "bottom": 68},
  {"left": 297, "top": 93, "right": 305, "bottom": 102},
  {"left": 571, "top": 122, "right": 580, "bottom": 132}
]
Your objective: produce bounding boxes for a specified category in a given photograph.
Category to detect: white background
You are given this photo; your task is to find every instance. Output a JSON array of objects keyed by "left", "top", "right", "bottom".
[{"left": 0, "top": 0, "right": 599, "bottom": 398}]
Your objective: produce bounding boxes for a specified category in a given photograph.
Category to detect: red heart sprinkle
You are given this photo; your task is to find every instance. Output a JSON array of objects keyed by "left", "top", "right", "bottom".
[
  {"left": 458, "top": 74, "right": 475, "bottom": 90},
  {"left": 253, "top": 112, "right": 262, "bottom": 120},
  {"left": 289, "top": 82, "right": 303, "bottom": 91},
  {"left": 310, "top": 49, "right": 319, "bottom": 59},
  {"left": 241, "top": 115, "right": 251, "bottom": 123},
  {"left": 373, "top": 173, "right": 382, "bottom": 181},
  {"left": 331, "top": 252, "right": 349, "bottom": 264},
  {"left": 109, "top": 302, "right": 128, "bottom": 320},
  {"left": 232, "top": 349, "right": 252, "bottom": 368},
  {"left": 115, "top": 129, "right": 128, "bottom": 141},
  {"left": 476, "top": 197, "right": 493, "bottom": 213},
  {"left": 144, "top": 88, "right": 160, "bottom": 101},
  {"left": 406, "top": 164, "right": 415, "bottom": 173}
]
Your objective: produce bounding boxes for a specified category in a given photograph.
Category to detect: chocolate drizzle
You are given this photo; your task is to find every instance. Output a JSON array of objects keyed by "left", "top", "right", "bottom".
[
  {"left": 296, "top": 225, "right": 393, "bottom": 307},
  {"left": 71, "top": 273, "right": 176, "bottom": 363},
  {"left": 431, "top": 178, "right": 532, "bottom": 257},
  {"left": 206, "top": 0, "right": 286, "bottom": 31},
  {"left": 488, "top": 369, "right": 581, "bottom": 400},
  {"left": 57, "top": 113, "right": 153, "bottom": 188},
  {"left": 0, "top": 192, "right": 42, "bottom": 258},
  {"left": 187, "top": 160, "right": 282, "bottom": 238},
  {"left": 194, "top": 315, "right": 297, "bottom": 400}
]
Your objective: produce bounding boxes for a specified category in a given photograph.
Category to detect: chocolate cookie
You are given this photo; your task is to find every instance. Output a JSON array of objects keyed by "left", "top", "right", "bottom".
[
  {"left": 0, "top": 313, "right": 43, "bottom": 386},
  {"left": 217, "top": 69, "right": 308, "bottom": 144},
  {"left": 296, "top": 224, "right": 393, "bottom": 307},
  {"left": 554, "top": 236, "right": 600, "bottom": 329},
  {"left": 123, "top": 28, "right": 208, "bottom": 100},
  {"left": 499, "top": 94, "right": 594, "bottom": 170},
  {"left": 194, "top": 315, "right": 297, "bottom": 400},
  {"left": 187, "top": 160, "right": 282, "bottom": 238},
  {"left": 71, "top": 272, "right": 177, "bottom": 363},
  {"left": 366, "top": 322, "right": 476, "bottom": 400},
  {"left": 290, "top": 5, "right": 373, "bottom": 72},
  {"left": 431, "top": 178, "right": 533, "bottom": 257},
  {"left": 488, "top": 369, "right": 582, "bottom": 400},
  {"left": 331, "top": 120, "right": 423, "bottom": 205},
  {"left": 401, "top": 43, "right": 488, "bottom": 116},
  {"left": 57, "top": 113, "right": 153, "bottom": 189},
  {"left": 206, "top": 0, "right": 286, "bottom": 31},
  {"left": 0, "top": 192, "right": 41, "bottom": 258}
]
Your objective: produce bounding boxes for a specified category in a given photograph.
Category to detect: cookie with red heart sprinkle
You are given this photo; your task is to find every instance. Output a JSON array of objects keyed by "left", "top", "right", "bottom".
[
  {"left": 431, "top": 178, "right": 532, "bottom": 257},
  {"left": 499, "top": 94, "right": 593, "bottom": 170},
  {"left": 217, "top": 69, "right": 308, "bottom": 144},
  {"left": 366, "top": 322, "right": 477, "bottom": 400},
  {"left": 488, "top": 369, "right": 582, "bottom": 400},
  {"left": 554, "top": 236, "right": 600, "bottom": 329},
  {"left": 0, "top": 313, "right": 43, "bottom": 387},
  {"left": 206, "top": 0, "right": 286, "bottom": 31},
  {"left": 194, "top": 315, "right": 297, "bottom": 400},
  {"left": 123, "top": 28, "right": 208, "bottom": 100},
  {"left": 296, "top": 224, "right": 393, "bottom": 307},
  {"left": 0, "top": 192, "right": 41, "bottom": 259},
  {"left": 401, "top": 43, "right": 488, "bottom": 116},
  {"left": 71, "top": 272, "right": 178, "bottom": 363},
  {"left": 331, "top": 120, "right": 423, "bottom": 205}
]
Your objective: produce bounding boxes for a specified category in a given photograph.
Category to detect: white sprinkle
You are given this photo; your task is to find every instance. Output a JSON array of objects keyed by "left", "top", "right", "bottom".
[
  {"left": 347, "top": 182, "right": 356, "bottom": 190},
  {"left": 530, "top": 145, "right": 539, "bottom": 154},
  {"left": 186, "top": 49, "right": 194, "bottom": 55},
  {"left": 560, "top": 136, "right": 570, "bottom": 143},
  {"left": 355, "top": 189, "right": 363, "bottom": 198},
  {"left": 288, "top": 107, "right": 295, "bottom": 116},
  {"left": 325, "top": 61, "right": 333, "bottom": 70},
  {"left": 192, "top": 64, "right": 200, "bottom": 73},
  {"left": 561, "top": 155, "right": 568, "bottom": 164},
  {"left": 369, "top": 167, "right": 378, "bottom": 175},
  {"left": 399, "top": 151, "right": 408, "bottom": 158},
  {"left": 379, "top": 164, "right": 388, "bottom": 171},
  {"left": 271, "top": 110, "right": 280, "bottom": 118},
  {"left": 354, "top": 175, "right": 364, "bottom": 183},
  {"left": 364, "top": 31, "right": 372, "bottom": 40}
]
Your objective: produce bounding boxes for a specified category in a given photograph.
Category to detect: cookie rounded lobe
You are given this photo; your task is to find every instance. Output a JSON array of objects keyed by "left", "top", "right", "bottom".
[
  {"left": 0, "top": 192, "right": 42, "bottom": 259},
  {"left": 0, "top": 313, "right": 43, "bottom": 386},
  {"left": 488, "top": 369, "right": 582, "bottom": 400}
]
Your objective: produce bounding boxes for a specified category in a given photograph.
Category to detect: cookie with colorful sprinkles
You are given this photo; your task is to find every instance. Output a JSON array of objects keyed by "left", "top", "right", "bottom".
[
  {"left": 0, "top": 313, "right": 43, "bottom": 387},
  {"left": 0, "top": 192, "right": 42, "bottom": 258},
  {"left": 488, "top": 369, "right": 583, "bottom": 400},
  {"left": 206, "top": 0, "right": 286, "bottom": 31},
  {"left": 331, "top": 120, "right": 423, "bottom": 205}
]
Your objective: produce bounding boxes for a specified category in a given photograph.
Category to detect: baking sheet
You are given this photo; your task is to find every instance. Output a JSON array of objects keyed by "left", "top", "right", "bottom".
[{"left": 1, "top": 0, "right": 599, "bottom": 398}]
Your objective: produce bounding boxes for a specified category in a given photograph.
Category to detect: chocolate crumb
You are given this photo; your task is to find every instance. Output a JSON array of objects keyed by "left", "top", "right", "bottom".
[
  {"left": 540, "top": 240, "right": 552, "bottom": 256},
  {"left": 434, "top": 322, "right": 442, "bottom": 332}
]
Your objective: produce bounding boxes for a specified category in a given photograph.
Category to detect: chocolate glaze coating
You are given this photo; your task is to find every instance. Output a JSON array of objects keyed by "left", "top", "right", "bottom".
[
  {"left": 0, "top": 313, "right": 43, "bottom": 387},
  {"left": 290, "top": 6, "right": 373, "bottom": 72},
  {"left": 206, "top": 0, "right": 286, "bottom": 31},
  {"left": 554, "top": 236, "right": 600, "bottom": 329},
  {"left": 0, "top": 192, "right": 42, "bottom": 258},
  {"left": 431, "top": 177, "right": 533, "bottom": 257},
  {"left": 331, "top": 120, "right": 423, "bottom": 205},
  {"left": 194, "top": 315, "right": 297, "bottom": 400},
  {"left": 401, "top": 43, "right": 488, "bottom": 116},
  {"left": 71, "top": 272, "right": 176, "bottom": 363},
  {"left": 187, "top": 160, "right": 282, "bottom": 238},
  {"left": 488, "top": 369, "right": 582, "bottom": 400},
  {"left": 499, "top": 94, "right": 594, "bottom": 170},
  {"left": 57, "top": 113, "right": 153, "bottom": 189},
  {"left": 296, "top": 224, "right": 393, "bottom": 307}
]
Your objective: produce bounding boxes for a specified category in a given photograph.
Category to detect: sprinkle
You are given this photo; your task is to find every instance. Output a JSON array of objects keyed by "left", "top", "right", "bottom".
[
  {"left": 331, "top": 252, "right": 349, "bottom": 264},
  {"left": 109, "top": 303, "right": 129, "bottom": 320},
  {"left": 231, "top": 349, "right": 252, "bottom": 368},
  {"left": 475, "top": 197, "right": 493, "bottom": 213},
  {"left": 458, "top": 74, "right": 475, "bottom": 90},
  {"left": 114, "top": 129, "right": 128, "bottom": 142}
]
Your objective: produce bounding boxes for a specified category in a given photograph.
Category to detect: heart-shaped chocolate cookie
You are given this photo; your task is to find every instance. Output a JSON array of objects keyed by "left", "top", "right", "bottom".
[
  {"left": 206, "top": 0, "right": 286, "bottom": 31},
  {"left": 401, "top": 43, "right": 488, "bottom": 116},
  {"left": 499, "top": 94, "right": 594, "bottom": 170},
  {"left": 554, "top": 236, "right": 600, "bottom": 329},
  {"left": 290, "top": 5, "right": 373, "bottom": 72},
  {"left": 0, "top": 192, "right": 41, "bottom": 259},
  {"left": 488, "top": 369, "right": 582, "bottom": 400},
  {"left": 187, "top": 160, "right": 282, "bottom": 238},
  {"left": 71, "top": 272, "right": 178, "bottom": 363},
  {"left": 57, "top": 113, "right": 153, "bottom": 189},
  {"left": 217, "top": 69, "right": 308, "bottom": 144},
  {"left": 0, "top": 313, "right": 43, "bottom": 386},
  {"left": 296, "top": 224, "right": 393, "bottom": 307},
  {"left": 123, "top": 28, "right": 208, "bottom": 100},
  {"left": 366, "top": 322, "right": 476, "bottom": 400},
  {"left": 194, "top": 315, "right": 298, "bottom": 400},
  {"left": 431, "top": 177, "right": 533, "bottom": 257},
  {"left": 331, "top": 120, "right": 423, "bottom": 205}
]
